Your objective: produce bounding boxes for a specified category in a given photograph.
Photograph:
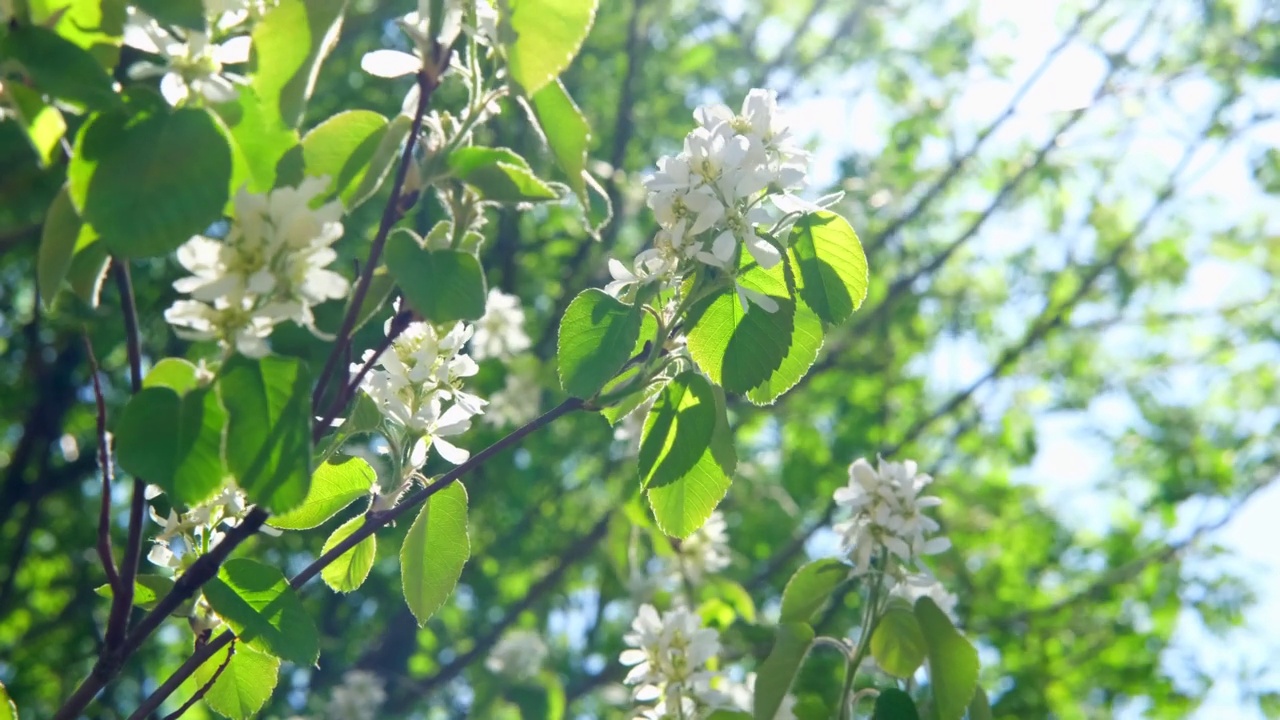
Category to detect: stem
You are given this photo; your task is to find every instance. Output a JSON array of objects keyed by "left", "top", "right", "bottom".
[
  {"left": 127, "top": 398, "right": 584, "bottom": 715},
  {"left": 83, "top": 334, "right": 119, "bottom": 591},
  {"left": 311, "top": 67, "right": 440, "bottom": 413},
  {"left": 160, "top": 640, "right": 235, "bottom": 720},
  {"left": 840, "top": 554, "right": 888, "bottom": 720},
  {"left": 105, "top": 261, "right": 146, "bottom": 652},
  {"left": 312, "top": 307, "right": 412, "bottom": 442}
]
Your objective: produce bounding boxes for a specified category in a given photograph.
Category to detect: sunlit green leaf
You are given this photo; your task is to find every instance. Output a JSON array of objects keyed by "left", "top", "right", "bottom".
[
  {"left": 401, "top": 482, "right": 470, "bottom": 625},
  {"left": 114, "top": 384, "right": 227, "bottom": 508},
  {"left": 526, "top": 79, "right": 589, "bottom": 196},
  {"left": 251, "top": 0, "right": 348, "bottom": 128},
  {"left": 192, "top": 642, "right": 279, "bottom": 720},
  {"left": 321, "top": 515, "right": 377, "bottom": 593},
  {"left": 753, "top": 622, "right": 814, "bottom": 720},
  {"left": 2, "top": 25, "right": 120, "bottom": 111},
  {"left": 269, "top": 456, "right": 376, "bottom": 531},
  {"left": 93, "top": 575, "right": 176, "bottom": 611},
  {"left": 219, "top": 355, "right": 313, "bottom": 514},
  {"left": 501, "top": 0, "right": 599, "bottom": 95},
  {"left": 8, "top": 84, "right": 66, "bottom": 168},
  {"left": 790, "top": 211, "right": 869, "bottom": 325},
  {"left": 384, "top": 233, "right": 487, "bottom": 324},
  {"left": 557, "top": 289, "right": 642, "bottom": 399},
  {"left": 871, "top": 599, "right": 928, "bottom": 678},
  {"left": 447, "top": 146, "right": 558, "bottom": 202},
  {"left": 779, "top": 558, "right": 847, "bottom": 624},
  {"left": 203, "top": 558, "right": 320, "bottom": 666},
  {"left": 915, "top": 597, "right": 979, "bottom": 720}
]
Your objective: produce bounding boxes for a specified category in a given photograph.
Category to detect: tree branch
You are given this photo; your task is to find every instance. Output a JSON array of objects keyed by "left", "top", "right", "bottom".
[
  {"left": 84, "top": 334, "right": 119, "bottom": 591},
  {"left": 160, "top": 639, "right": 236, "bottom": 720}
]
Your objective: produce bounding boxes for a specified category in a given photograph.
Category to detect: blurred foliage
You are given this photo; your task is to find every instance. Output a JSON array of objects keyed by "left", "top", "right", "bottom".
[{"left": 1, "top": 0, "right": 1279, "bottom": 718}]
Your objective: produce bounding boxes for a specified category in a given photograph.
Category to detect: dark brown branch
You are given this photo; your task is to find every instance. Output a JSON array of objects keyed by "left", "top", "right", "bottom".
[
  {"left": 312, "top": 67, "right": 441, "bottom": 414},
  {"left": 313, "top": 306, "right": 412, "bottom": 442},
  {"left": 84, "top": 334, "right": 119, "bottom": 591},
  {"left": 161, "top": 640, "right": 236, "bottom": 720},
  {"left": 127, "top": 397, "right": 585, "bottom": 717},
  {"left": 106, "top": 261, "right": 146, "bottom": 652}
]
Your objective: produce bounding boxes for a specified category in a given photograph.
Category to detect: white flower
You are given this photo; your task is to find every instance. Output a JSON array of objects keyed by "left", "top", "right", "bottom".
[
  {"left": 892, "top": 573, "right": 959, "bottom": 620},
  {"left": 485, "top": 629, "right": 548, "bottom": 680},
  {"left": 670, "top": 511, "right": 731, "bottom": 584},
  {"left": 325, "top": 670, "right": 386, "bottom": 720},
  {"left": 204, "top": 0, "right": 276, "bottom": 30},
  {"left": 125, "top": 11, "right": 250, "bottom": 106},
  {"left": 362, "top": 0, "right": 499, "bottom": 82},
  {"left": 604, "top": 251, "right": 677, "bottom": 300},
  {"left": 146, "top": 482, "right": 266, "bottom": 571},
  {"left": 165, "top": 178, "right": 348, "bottom": 355},
  {"left": 832, "top": 457, "right": 951, "bottom": 575},
  {"left": 470, "top": 289, "right": 531, "bottom": 361},
  {"left": 620, "top": 605, "right": 725, "bottom": 714},
  {"left": 353, "top": 304, "right": 486, "bottom": 469}
]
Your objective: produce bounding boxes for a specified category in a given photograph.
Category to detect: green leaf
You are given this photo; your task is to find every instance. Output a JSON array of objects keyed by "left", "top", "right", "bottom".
[
  {"left": 871, "top": 599, "right": 928, "bottom": 678},
  {"left": 638, "top": 371, "right": 715, "bottom": 489},
  {"left": 779, "top": 558, "right": 848, "bottom": 623},
  {"left": 317, "top": 391, "right": 384, "bottom": 462},
  {"left": 642, "top": 373, "right": 734, "bottom": 538},
  {"left": 193, "top": 642, "right": 279, "bottom": 720},
  {"left": 219, "top": 355, "right": 313, "bottom": 514},
  {"left": 526, "top": 79, "right": 589, "bottom": 196},
  {"left": 401, "top": 482, "right": 470, "bottom": 625},
  {"left": 213, "top": 86, "right": 300, "bottom": 195},
  {"left": 68, "top": 107, "right": 232, "bottom": 258},
  {"left": 8, "top": 83, "right": 67, "bottom": 168},
  {"left": 706, "top": 713, "right": 753, "bottom": 720},
  {"left": 914, "top": 597, "right": 979, "bottom": 720},
  {"left": 2, "top": 25, "right": 120, "bottom": 111},
  {"left": 753, "top": 622, "right": 814, "bottom": 720},
  {"left": 447, "top": 146, "right": 558, "bottom": 202},
  {"left": 269, "top": 456, "right": 375, "bottom": 530},
  {"left": 0, "top": 681, "right": 14, "bottom": 720},
  {"left": 37, "top": 187, "right": 82, "bottom": 308},
  {"left": 93, "top": 575, "right": 176, "bottom": 610},
  {"left": 790, "top": 211, "right": 869, "bottom": 325},
  {"left": 131, "top": 0, "right": 204, "bottom": 30},
  {"left": 967, "top": 687, "right": 992, "bottom": 720},
  {"left": 321, "top": 515, "right": 377, "bottom": 593},
  {"left": 872, "top": 688, "right": 921, "bottom": 720},
  {"left": 295, "top": 109, "right": 389, "bottom": 206},
  {"left": 251, "top": 0, "right": 348, "bottom": 128},
  {"left": 350, "top": 113, "right": 413, "bottom": 209},
  {"left": 66, "top": 240, "right": 109, "bottom": 307},
  {"left": 114, "top": 385, "right": 227, "bottom": 508},
  {"left": 143, "top": 358, "right": 200, "bottom": 394},
  {"left": 557, "top": 289, "right": 642, "bottom": 398},
  {"left": 384, "top": 233, "right": 487, "bottom": 324},
  {"left": 745, "top": 282, "right": 824, "bottom": 405},
  {"left": 28, "top": 0, "right": 126, "bottom": 66},
  {"left": 501, "top": 0, "right": 599, "bottom": 95},
  {"left": 687, "top": 263, "right": 796, "bottom": 395},
  {"left": 203, "top": 558, "right": 320, "bottom": 666}
]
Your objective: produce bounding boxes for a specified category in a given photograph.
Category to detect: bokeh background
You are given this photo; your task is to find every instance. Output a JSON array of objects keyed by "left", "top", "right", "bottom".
[{"left": 1, "top": 0, "right": 1278, "bottom": 717}]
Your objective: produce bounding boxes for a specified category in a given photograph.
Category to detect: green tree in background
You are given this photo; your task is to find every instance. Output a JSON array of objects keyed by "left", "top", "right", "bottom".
[{"left": 0, "top": 0, "right": 1277, "bottom": 718}]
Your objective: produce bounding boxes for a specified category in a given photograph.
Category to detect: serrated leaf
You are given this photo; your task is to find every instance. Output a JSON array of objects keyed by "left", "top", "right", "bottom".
[
  {"left": 350, "top": 113, "right": 413, "bottom": 209},
  {"left": 321, "top": 515, "right": 377, "bottom": 593},
  {"left": 2, "top": 24, "right": 120, "bottom": 111},
  {"left": 114, "top": 385, "right": 227, "bottom": 508},
  {"left": 251, "top": 0, "right": 347, "bottom": 128},
  {"left": 914, "top": 597, "right": 979, "bottom": 720},
  {"left": 557, "top": 289, "right": 642, "bottom": 398},
  {"left": 219, "top": 355, "right": 313, "bottom": 514},
  {"left": 93, "top": 575, "right": 176, "bottom": 610},
  {"left": 790, "top": 211, "right": 869, "bottom": 325},
  {"left": 269, "top": 455, "right": 375, "bottom": 530},
  {"left": 526, "top": 79, "right": 589, "bottom": 196},
  {"left": 638, "top": 372, "right": 715, "bottom": 489},
  {"left": 753, "top": 622, "right": 814, "bottom": 720},
  {"left": 871, "top": 600, "right": 928, "bottom": 678},
  {"left": 384, "top": 233, "right": 487, "bottom": 324},
  {"left": 68, "top": 107, "right": 232, "bottom": 258},
  {"left": 400, "top": 482, "right": 470, "bottom": 625},
  {"left": 872, "top": 688, "right": 921, "bottom": 720},
  {"left": 642, "top": 373, "right": 734, "bottom": 538},
  {"left": 447, "top": 146, "right": 557, "bottom": 202},
  {"left": 203, "top": 558, "right": 320, "bottom": 666},
  {"left": 193, "top": 642, "right": 279, "bottom": 720},
  {"left": 501, "top": 0, "right": 599, "bottom": 95},
  {"left": 687, "top": 263, "right": 795, "bottom": 395},
  {"left": 8, "top": 83, "right": 67, "bottom": 168},
  {"left": 295, "top": 109, "right": 388, "bottom": 206},
  {"left": 779, "top": 558, "right": 848, "bottom": 623},
  {"left": 745, "top": 281, "right": 824, "bottom": 405}
]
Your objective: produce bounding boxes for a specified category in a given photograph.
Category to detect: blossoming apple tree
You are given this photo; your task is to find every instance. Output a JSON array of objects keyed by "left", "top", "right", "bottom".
[{"left": 4, "top": 0, "right": 993, "bottom": 718}]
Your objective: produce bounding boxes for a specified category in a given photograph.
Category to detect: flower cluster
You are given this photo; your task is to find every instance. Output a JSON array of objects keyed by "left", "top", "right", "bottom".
[
  {"left": 146, "top": 483, "right": 277, "bottom": 570},
  {"left": 361, "top": 0, "right": 498, "bottom": 80},
  {"left": 608, "top": 89, "right": 812, "bottom": 314},
  {"left": 324, "top": 670, "right": 386, "bottom": 720},
  {"left": 353, "top": 304, "right": 486, "bottom": 469},
  {"left": 485, "top": 628, "right": 549, "bottom": 680},
  {"left": 470, "top": 288, "right": 531, "bottom": 361},
  {"left": 124, "top": 9, "right": 251, "bottom": 106},
  {"left": 832, "top": 457, "right": 951, "bottom": 575},
  {"left": 166, "top": 178, "right": 349, "bottom": 357},
  {"left": 621, "top": 605, "right": 727, "bottom": 718},
  {"left": 669, "top": 511, "right": 731, "bottom": 585}
]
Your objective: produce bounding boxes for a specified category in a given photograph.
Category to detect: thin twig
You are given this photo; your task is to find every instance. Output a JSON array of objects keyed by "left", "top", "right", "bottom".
[
  {"left": 83, "top": 333, "right": 119, "bottom": 591},
  {"left": 312, "top": 67, "right": 442, "bottom": 413},
  {"left": 313, "top": 307, "right": 412, "bottom": 442},
  {"left": 105, "top": 261, "right": 145, "bottom": 652},
  {"left": 161, "top": 640, "right": 236, "bottom": 720}
]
